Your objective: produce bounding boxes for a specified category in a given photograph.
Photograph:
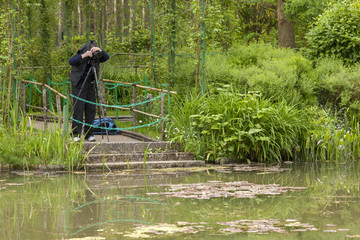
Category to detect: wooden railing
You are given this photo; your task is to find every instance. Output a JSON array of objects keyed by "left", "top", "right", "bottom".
[
  {"left": 21, "top": 80, "right": 68, "bottom": 131},
  {"left": 103, "top": 79, "right": 177, "bottom": 140}
]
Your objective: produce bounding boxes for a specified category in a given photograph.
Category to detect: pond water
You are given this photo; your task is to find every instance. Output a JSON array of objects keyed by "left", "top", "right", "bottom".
[{"left": 1, "top": 162, "right": 360, "bottom": 239}]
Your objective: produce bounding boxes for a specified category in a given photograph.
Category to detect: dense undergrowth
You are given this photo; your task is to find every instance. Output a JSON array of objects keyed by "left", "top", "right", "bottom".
[
  {"left": 170, "top": 43, "right": 360, "bottom": 163},
  {"left": 2, "top": 43, "right": 360, "bottom": 165}
]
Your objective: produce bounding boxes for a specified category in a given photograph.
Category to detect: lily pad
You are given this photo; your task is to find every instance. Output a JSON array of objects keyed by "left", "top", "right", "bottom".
[{"left": 147, "top": 181, "right": 306, "bottom": 199}]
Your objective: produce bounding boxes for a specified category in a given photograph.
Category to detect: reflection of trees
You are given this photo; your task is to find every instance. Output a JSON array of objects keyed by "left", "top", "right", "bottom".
[
  {"left": 0, "top": 174, "right": 86, "bottom": 239},
  {"left": 2, "top": 163, "right": 360, "bottom": 239}
]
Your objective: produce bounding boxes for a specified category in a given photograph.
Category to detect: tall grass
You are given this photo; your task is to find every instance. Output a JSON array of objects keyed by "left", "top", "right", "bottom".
[
  {"left": 171, "top": 89, "right": 311, "bottom": 163},
  {"left": 299, "top": 111, "right": 360, "bottom": 163},
  {"left": 0, "top": 108, "right": 86, "bottom": 170},
  {"left": 171, "top": 88, "right": 360, "bottom": 163}
]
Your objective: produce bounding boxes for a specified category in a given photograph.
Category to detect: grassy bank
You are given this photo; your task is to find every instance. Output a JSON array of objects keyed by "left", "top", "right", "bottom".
[
  {"left": 170, "top": 43, "right": 360, "bottom": 163},
  {"left": 0, "top": 111, "right": 86, "bottom": 170}
]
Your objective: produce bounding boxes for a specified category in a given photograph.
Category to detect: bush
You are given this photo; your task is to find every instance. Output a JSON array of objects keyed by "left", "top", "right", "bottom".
[
  {"left": 312, "top": 58, "right": 360, "bottom": 113},
  {"left": 206, "top": 43, "right": 316, "bottom": 105},
  {"left": 305, "top": 1, "right": 360, "bottom": 65}
]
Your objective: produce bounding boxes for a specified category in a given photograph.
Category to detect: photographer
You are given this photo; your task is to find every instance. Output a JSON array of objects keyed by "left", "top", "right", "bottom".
[{"left": 69, "top": 40, "right": 109, "bottom": 142}]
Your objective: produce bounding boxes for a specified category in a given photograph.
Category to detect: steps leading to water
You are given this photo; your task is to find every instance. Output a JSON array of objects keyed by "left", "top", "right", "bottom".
[
  {"left": 87, "top": 152, "right": 195, "bottom": 163},
  {"left": 83, "top": 141, "right": 205, "bottom": 171},
  {"left": 83, "top": 141, "right": 181, "bottom": 154}
]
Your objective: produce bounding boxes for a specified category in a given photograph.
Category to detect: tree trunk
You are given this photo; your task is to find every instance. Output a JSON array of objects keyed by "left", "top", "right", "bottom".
[
  {"left": 277, "top": 0, "right": 295, "bottom": 48},
  {"left": 78, "top": 0, "right": 82, "bottom": 35},
  {"left": 129, "top": 0, "right": 135, "bottom": 41},
  {"left": 57, "top": 0, "right": 64, "bottom": 44},
  {"left": 121, "top": 0, "right": 125, "bottom": 42},
  {"left": 142, "top": 1, "right": 146, "bottom": 27}
]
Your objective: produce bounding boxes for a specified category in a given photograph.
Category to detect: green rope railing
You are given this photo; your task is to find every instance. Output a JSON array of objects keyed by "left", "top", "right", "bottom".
[
  {"left": 22, "top": 76, "right": 172, "bottom": 139},
  {"left": 70, "top": 92, "right": 167, "bottom": 109},
  {"left": 70, "top": 117, "right": 166, "bottom": 131}
]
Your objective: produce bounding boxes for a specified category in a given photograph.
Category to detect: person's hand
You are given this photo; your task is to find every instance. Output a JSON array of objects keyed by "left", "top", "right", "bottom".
[
  {"left": 91, "top": 47, "right": 102, "bottom": 53},
  {"left": 82, "top": 50, "right": 93, "bottom": 58}
]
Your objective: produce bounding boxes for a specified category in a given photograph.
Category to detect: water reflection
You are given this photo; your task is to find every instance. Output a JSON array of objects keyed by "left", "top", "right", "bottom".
[{"left": 1, "top": 163, "right": 360, "bottom": 239}]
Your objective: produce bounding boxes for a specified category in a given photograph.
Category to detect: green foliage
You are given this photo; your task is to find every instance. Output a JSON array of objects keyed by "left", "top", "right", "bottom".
[
  {"left": 206, "top": 43, "right": 316, "bottom": 105},
  {"left": 312, "top": 58, "right": 360, "bottom": 111},
  {"left": 0, "top": 110, "right": 85, "bottom": 170},
  {"left": 305, "top": 0, "right": 360, "bottom": 65},
  {"left": 299, "top": 108, "right": 360, "bottom": 162},
  {"left": 171, "top": 89, "right": 311, "bottom": 163}
]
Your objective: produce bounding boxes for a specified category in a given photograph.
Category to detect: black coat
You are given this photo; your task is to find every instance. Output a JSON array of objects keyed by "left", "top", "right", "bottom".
[{"left": 69, "top": 40, "right": 101, "bottom": 86}]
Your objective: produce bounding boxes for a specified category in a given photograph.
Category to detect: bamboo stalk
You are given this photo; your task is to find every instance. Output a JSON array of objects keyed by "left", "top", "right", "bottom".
[
  {"left": 132, "top": 84, "right": 137, "bottom": 132},
  {"left": 56, "top": 95, "right": 62, "bottom": 128},
  {"left": 25, "top": 104, "right": 43, "bottom": 111},
  {"left": 44, "top": 84, "right": 67, "bottom": 99},
  {"left": 22, "top": 79, "right": 42, "bottom": 86},
  {"left": 42, "top": 84, "right": 47, "bottom": 131},
  {"left": 21, "top": 81, "right": 26, "bottom": 116},
  {"left": 161, "top": 93, "right": 165, "bottom": 141},
  {"left": 103, "top": 79, "right": 177, "bottom": 94},
  {"left": 22, "top": 80, "right": 68, "bottom": 99},
  {"left": 111, "top": 53, "right": 151, "bottom": 56},
  {"left": 133, "top": 109, "right": 159, "bottom": 118}
]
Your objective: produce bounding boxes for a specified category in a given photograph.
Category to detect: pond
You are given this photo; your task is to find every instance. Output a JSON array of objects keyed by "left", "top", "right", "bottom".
[{"left": 1, "top": 162, "right": 360, "bottom": 239}]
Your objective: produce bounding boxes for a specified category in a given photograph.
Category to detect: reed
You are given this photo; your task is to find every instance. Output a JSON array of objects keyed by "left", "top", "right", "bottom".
[
  {"left": 0, "top": 107, "right": 85, "bottom": 170},
  {"left": 171, "top": 89, "right": 310, "bottom": 163}
]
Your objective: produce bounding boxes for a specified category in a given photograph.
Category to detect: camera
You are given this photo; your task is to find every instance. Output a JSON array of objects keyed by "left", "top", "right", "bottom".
[{"left": 92, "top": 50, "right": 103, "bottom": 59}]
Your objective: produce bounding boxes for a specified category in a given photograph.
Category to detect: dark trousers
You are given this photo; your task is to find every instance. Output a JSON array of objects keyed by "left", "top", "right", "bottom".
[{"left": 71, "top": 82, "right": 96, "bottom": 138}]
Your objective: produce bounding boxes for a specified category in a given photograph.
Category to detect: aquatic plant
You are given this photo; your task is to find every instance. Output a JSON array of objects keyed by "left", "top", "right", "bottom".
[{"left": 171, "top": 89, "right": 310, "bottom": 163}]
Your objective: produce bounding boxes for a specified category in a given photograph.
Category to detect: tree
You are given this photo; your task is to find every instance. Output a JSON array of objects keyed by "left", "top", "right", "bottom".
[{"left": 277, "top": 0, "right": 295, "bottom": 48}]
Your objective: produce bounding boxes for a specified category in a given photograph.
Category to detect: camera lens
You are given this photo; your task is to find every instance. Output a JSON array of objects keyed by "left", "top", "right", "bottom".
[{"left": 93, "top": 51, "right": 102, "bottom": 59}]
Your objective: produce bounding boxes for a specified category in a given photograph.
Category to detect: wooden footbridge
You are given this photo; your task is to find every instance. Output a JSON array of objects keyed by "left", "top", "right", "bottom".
[{"left": 20, "top": 79, "right": 205, "bottom": 171}]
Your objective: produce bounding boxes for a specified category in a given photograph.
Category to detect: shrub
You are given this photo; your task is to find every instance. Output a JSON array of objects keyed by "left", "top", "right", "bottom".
[
  {"left": 206, "top": 43, "right": 316, "bottom": 105},
  {"left": 305, "top": 0, "right": 360, "bottom": 65}
]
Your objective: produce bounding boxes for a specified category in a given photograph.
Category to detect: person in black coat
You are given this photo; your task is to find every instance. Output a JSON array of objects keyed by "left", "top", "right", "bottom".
[{"left": 69, "top": 40, "right": 109, "bottom": 142}]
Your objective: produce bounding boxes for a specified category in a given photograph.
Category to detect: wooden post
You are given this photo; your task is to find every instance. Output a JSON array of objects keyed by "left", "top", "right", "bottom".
[
  {"left": 161, "top": 92, "right": 165, "bottom": 141},
  {"left": 100, "top": 80, "right": 107, "bottom": 116},
  {"left": 42, "top": 84, "right": 47, "bottom": 131},
  {"left": 56, "top": 94, "right": 62, "bottom": 128},
  {"left": 132, "top": 84, "right": 137, "bottom": 132},
  {"left": 21, "top": 81, "right": 26, "bottom": 116}
]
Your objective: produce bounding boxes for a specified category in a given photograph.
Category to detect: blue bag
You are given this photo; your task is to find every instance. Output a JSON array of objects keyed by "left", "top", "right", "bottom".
[{"left": 92, "top": 118, "right": 120, "bottom": 135}]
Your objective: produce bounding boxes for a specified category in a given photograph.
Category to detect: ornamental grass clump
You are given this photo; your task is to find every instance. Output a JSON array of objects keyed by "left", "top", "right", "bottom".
[
  {"left": 171, "top": 90, "right": 310, "bottom": 163},
  {"left": 0, "top": 109, "right": 86, "bottom": 170},
  {"left": 300, "top": 111, "right": 360, "bottom": 163}
]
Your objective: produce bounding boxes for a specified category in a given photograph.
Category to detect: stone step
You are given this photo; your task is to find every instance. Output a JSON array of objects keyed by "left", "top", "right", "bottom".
[
  {"left": 84, "top": 172, "right": 197, "bottom": 189},
  {"left": 86, "top": 152, "right": 195, "bottom": 163},
  {"left": 85, "top": 160, "right": 205, "bottom": 171},
  {"left": 83, "top": 142, "right": 181, "bottom": 154}
]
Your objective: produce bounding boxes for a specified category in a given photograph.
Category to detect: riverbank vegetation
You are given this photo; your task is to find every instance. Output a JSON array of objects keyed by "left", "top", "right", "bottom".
[
  {"left": 170, "top": 42, "right": 360, "bottom": 163},
  {"left": 1, "top": 0, "right": 360, "bottom": 166},
  {"left": 0, "top": 110, "right": 86, "bottom": 170}
]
